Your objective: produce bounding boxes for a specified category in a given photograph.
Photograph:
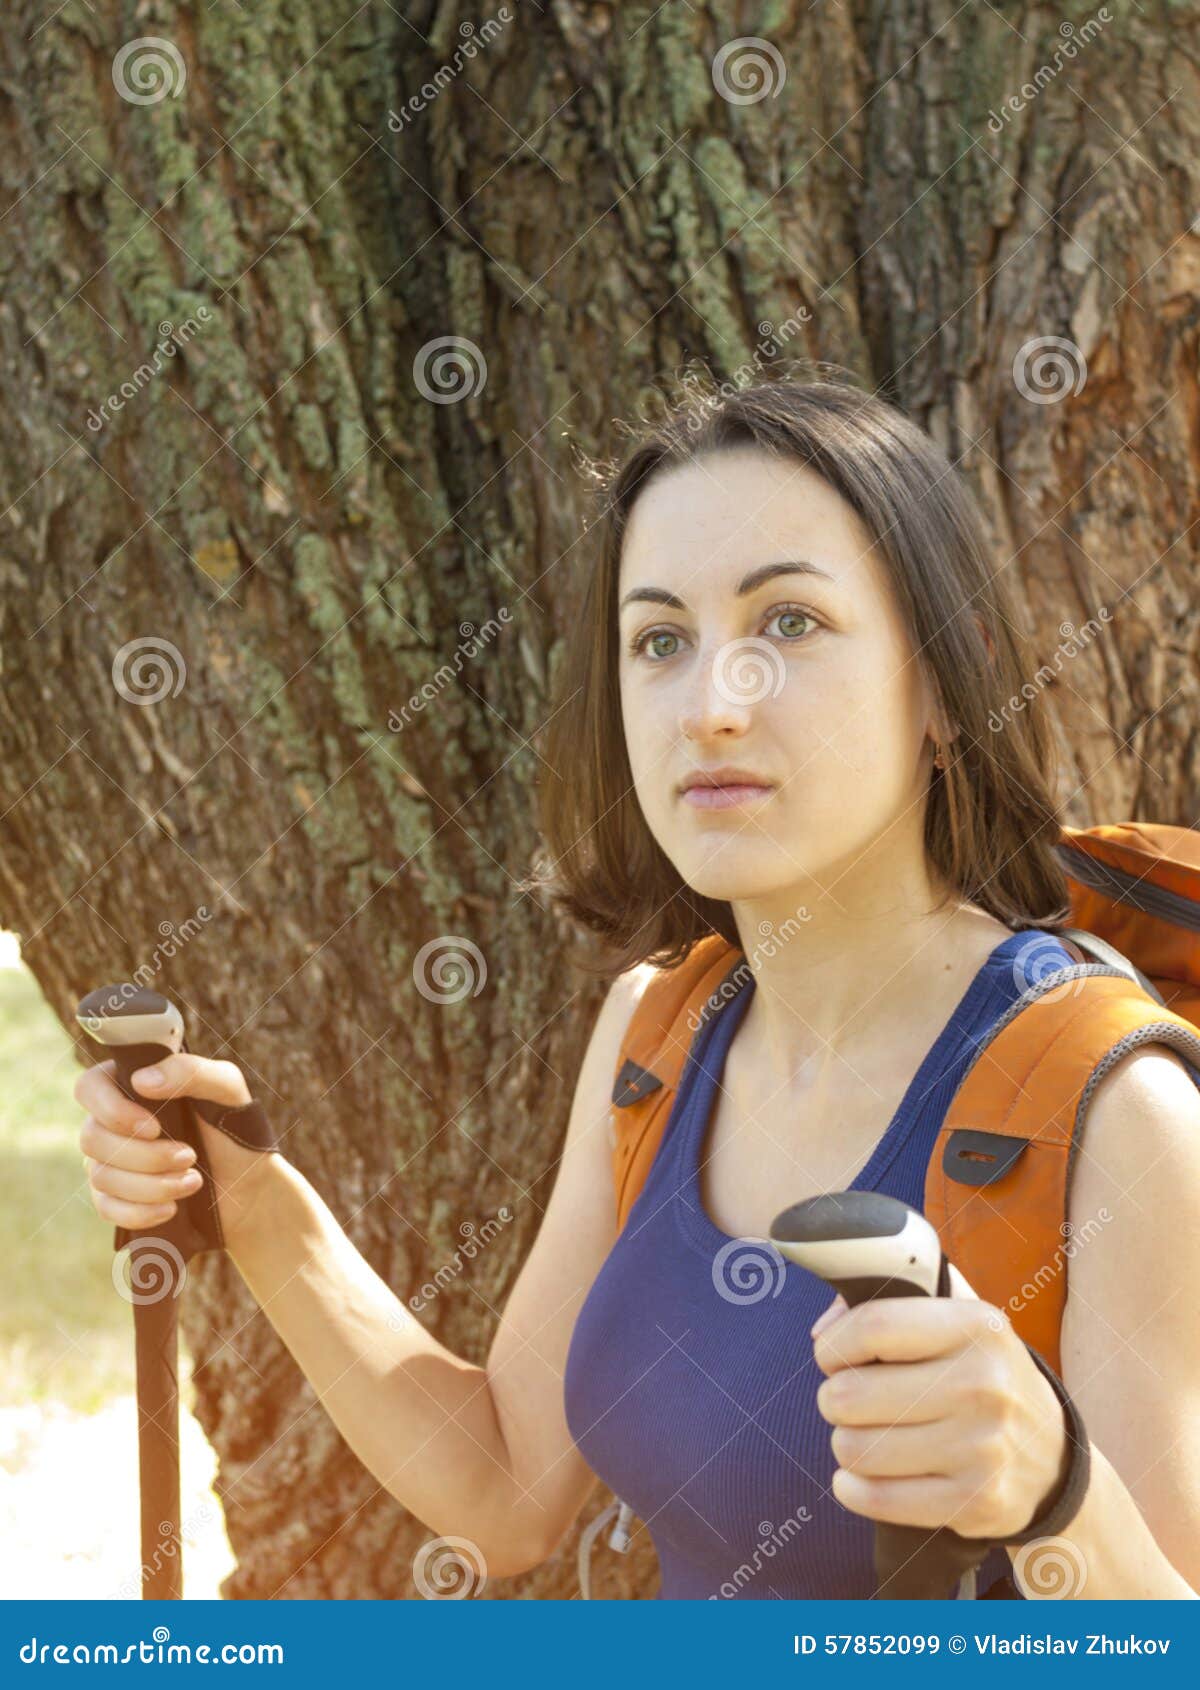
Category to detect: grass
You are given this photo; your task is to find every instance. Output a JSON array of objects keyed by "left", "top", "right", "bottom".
[
  {"left": 0, "top": 960, "right": 133, "bottom": 1412},
  {"left": 0, "top": 953, "right": 235, "bottom": 1596}
]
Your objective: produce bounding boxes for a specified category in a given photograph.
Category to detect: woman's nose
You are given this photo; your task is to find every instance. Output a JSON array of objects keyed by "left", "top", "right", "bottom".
[{"left": 679, "top": 636, "right": 786, "bottom": 735}]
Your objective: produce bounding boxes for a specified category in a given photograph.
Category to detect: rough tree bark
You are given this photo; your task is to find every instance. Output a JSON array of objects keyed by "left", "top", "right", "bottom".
[{"left": 0, "top": 0, "right": 1196, "bottom": 1598}]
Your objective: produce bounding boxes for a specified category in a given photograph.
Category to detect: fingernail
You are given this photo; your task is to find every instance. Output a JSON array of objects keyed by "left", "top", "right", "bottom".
[
  {"left": 133, "top": 1067, "right": 164, "bottom": 1088},
  {"left": 811, "top": 1295, "right": 845, "bottom": 1337}
]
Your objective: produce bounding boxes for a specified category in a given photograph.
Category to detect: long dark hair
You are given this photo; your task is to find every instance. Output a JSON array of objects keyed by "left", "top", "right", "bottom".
[{"left": 526, "top": 371, "right": 1072, "bottom": 979}]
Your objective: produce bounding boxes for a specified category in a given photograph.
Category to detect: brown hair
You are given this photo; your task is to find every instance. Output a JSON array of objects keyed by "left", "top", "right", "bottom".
[{"left": 526, "top": 371, "right": 1072, "bottom": 980}]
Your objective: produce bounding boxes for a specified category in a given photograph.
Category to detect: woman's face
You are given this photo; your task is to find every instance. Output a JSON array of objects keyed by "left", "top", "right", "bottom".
[{"left": 616, "top": 444, "right": 941, "bottom": 908}]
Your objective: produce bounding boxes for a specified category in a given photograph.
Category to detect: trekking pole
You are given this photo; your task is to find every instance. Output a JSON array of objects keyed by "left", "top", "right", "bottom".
[
  {"left": 770, "top": 1191, "right": 996, "bottom": 1600},
  {"left": 76, "top": 984, "right": 214, "bottom": 1601}
]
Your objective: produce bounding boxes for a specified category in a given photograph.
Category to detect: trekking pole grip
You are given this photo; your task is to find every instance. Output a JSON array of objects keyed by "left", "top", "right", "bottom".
[
  {"left": 77, "top": 982, "right": 224, "bottom": 1263},
  {"left": 770, "top": 1191, "right": 995, "bottom": 1600}
]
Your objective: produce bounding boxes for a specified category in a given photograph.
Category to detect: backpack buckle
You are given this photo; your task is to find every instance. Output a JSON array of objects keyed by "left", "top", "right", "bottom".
[
  {"left": 612, "top": 1058, "right": 663, "bottom": 1107},
  {"left": 943, "top": 1129, "right": 1029, "bottom": 1187}
]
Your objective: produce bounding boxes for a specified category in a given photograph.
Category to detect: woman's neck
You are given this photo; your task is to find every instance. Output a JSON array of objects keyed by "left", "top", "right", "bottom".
[{"left": 727, "top": 882, "right": 1013, "bottom": 1093}]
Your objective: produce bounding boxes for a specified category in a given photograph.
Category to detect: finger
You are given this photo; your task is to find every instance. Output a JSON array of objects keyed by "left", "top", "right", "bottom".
[
  {"left": 945, "top": 1260, "right": 981, "bottom": 1300},
  {"left": 813, "top": 1295, "right": 997, "bottom": 1373},
  {"left": 80, "top": 1116, "right": 199, "bottom": 1175},
  {"left": 831, "top": 1417, "right": 966, "bottom": 1479},
  {"left": 75, "top": 1063, "right": 163, "bottom": 1138},
  {"left": 830, "top": 1469, "right": 968, "bottom": 1532},
  {"left": 817, "top": 1356, "right": 962, "bottom": 1427},
  {"left": 87, "top": 1156, "right": 203, "bottom": 1207},
  {"left": 90, "top": 1185, "right": 179, "bottom": 1229},
  {"left": 810, "top": 1292, "right": 847, "bottom": 1337},
  {"left": 128, "top": 1052, "right": 250, "bottom": 1109}
]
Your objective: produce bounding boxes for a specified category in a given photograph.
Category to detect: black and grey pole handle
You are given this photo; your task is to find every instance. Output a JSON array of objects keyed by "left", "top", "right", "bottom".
[
  {"left": 77, "top": 984, "right": 227, "bottom": 1263},
  {"left": 770, "top": 1191, "right": 994, "bottom": 1600}
]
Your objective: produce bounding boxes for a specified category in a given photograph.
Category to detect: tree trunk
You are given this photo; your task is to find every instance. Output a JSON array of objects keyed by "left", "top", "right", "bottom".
[{"left": 0, "top": 0, "right": 1196, "bottom": 1599}]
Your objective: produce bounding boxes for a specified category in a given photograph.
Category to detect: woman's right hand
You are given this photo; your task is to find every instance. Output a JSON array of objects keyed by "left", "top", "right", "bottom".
[{"left": 75, "top": 1052, "right": 279, "bottom": 1249}]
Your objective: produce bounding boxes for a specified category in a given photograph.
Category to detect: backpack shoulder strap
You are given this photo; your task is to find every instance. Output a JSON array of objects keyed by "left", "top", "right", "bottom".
[
  {"left": 925, "top": 963, "right": 1200, "bottom": 1374},
  {"left": 610, "top": 935, "right": 744, "bottom": 1233}
]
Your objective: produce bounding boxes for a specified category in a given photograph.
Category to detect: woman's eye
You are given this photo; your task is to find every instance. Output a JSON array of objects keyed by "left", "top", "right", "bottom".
[
  {"left": 629, "top": 628, "right": 682, "bottom": 659},
  {"left": 766, "top": 606, "right": 817, "bottom": 641},
  {"left": 627, "top": 605, "right": 818, "bottom": 662}
]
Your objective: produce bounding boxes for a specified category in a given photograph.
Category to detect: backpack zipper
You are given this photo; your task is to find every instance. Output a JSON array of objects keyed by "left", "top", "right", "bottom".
[{"left": 1055, "top": 841, "right": 1200, "bottom": 931}]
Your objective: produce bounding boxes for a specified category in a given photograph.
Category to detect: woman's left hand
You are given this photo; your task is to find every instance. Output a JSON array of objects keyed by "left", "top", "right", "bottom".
[{"left": 811, "top": 1271, "right": 1071, "bottom": 1540}]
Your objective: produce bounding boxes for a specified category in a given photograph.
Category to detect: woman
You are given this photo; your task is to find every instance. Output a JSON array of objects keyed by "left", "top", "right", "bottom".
[{"left": 73, "top": 375, "right": 1200, "bottom": 1600}]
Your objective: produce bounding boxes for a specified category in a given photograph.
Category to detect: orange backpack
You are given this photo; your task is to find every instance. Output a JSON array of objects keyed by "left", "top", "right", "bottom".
[{"left": 608, "top": 822, "right": 1200, "bottom": 1376}]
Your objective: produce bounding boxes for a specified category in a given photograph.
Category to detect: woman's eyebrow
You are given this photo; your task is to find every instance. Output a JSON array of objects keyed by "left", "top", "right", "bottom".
[{"left": 618, "top": 559, "right": 836, "bottom": 613}]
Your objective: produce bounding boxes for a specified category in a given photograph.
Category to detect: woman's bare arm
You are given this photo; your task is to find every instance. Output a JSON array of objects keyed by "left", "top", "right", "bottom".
[{"left": 224, "top": 967, "right": 651, "bottom": 1577}]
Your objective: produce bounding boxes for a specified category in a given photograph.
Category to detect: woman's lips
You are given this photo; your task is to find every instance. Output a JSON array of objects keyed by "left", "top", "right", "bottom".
[{"left": 681, "top": 783, "right": 775, "bottom": 810}]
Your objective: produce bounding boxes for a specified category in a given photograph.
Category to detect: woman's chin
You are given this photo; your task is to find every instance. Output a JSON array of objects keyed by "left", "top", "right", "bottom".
[{"left": 678, "top": 860, "right": 794, "bottom": 906}]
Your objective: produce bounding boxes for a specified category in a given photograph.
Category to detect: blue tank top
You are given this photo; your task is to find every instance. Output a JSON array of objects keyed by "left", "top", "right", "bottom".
[{"left": 564, "top": 928, "right": 1200, "bottom": 1600}]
